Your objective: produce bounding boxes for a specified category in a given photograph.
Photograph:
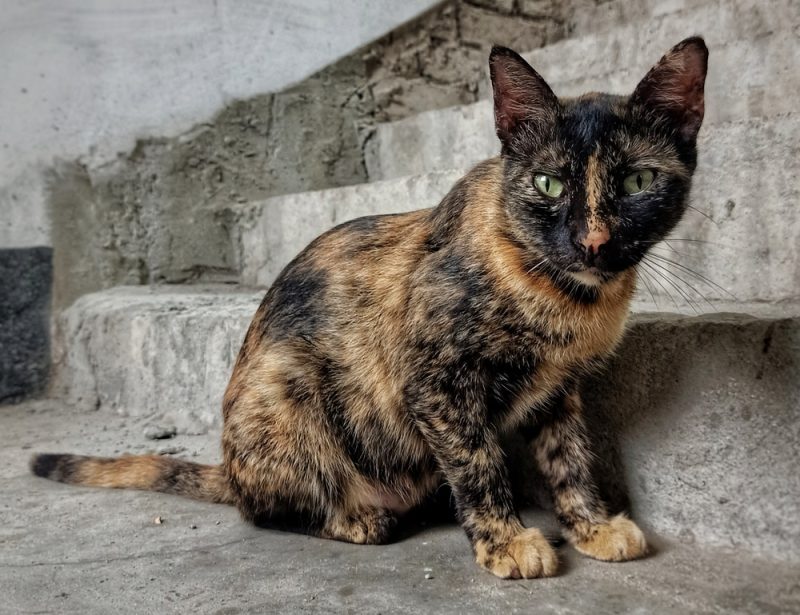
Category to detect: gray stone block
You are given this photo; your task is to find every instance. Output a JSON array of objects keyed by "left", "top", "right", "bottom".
[
  {"left": 0, "top": 247, "right": 52, "bottom": 403},
  {"left": 365, "top": 101, "right": 496, "bottom": 183},
  {"left": 587, "top": 310, "right": 800, "bottom": 562},
  {"left": 53, "top": 286, "right": 262, "bottom": 433},
  {"left": 659, "top": 115, "right": 800, "bottom": 305}
]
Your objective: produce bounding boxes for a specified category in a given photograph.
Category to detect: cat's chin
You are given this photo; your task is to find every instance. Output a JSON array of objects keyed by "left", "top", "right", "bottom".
[{"left": 566, "top": 268, "right": 604, "bottom": 287}]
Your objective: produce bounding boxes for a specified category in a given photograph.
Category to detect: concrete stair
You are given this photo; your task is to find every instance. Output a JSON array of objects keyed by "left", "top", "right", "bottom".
[
  {"left": 34, "top": 0, "right": 800, "bottom": 599},
  {"left": 235, "top": 114, "right": 800, "bottom": 307},
  {"left": 235, "top": 170, "right": 461, "bottom": 287},
  {"left": 53, "top": 286, "right": 262, "bottom": 432},
  {"left": 53, "top": 285, "right": 800, "bottom": 563},
  {"left": 367, "top": 0, "right": 800, "bottom": 180},
  {"left": 226, "top": 2, "right": 800, "bottom": 306}
]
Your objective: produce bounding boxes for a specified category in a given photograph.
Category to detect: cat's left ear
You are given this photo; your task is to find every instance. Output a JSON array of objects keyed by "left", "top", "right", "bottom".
[
  {"left": 631, "top": 36, "right": 709, "bottom": 142},
  {"left": 490, "top": 46, "right": 559, "bottom": 147}
]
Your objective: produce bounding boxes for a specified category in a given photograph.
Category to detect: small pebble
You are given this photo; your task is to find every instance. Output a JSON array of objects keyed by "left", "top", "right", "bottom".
[
  {"left": 153, "top": 516, "right": 163, "bottom": 525},
  {"left": 424, "top": 573, "right": 434, "bottom": 580},
  {"left": 189, "top": 524, "right": 198, "bottom": 530},
  {"left": 215, "top": 520, "right": 221, "bottom": 525},
  {"left": 144, "top": 425, "right": 177, "bottom": 440}
]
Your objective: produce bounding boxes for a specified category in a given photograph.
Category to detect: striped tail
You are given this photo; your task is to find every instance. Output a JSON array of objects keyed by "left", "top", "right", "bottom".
[{"left": 30, "top": 453, "right": 235, "bottom": 505}]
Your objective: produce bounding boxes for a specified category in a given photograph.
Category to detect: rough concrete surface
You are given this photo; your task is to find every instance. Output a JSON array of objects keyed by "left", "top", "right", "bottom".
[
  {"left": 52, "top": 286, "right": 263, "bottom": 433},
  {"left": 51, "top": 284, "right": 800, "bottom": 561},
  {"left": 0, "top": 248, "right": 52, "bottom": 403},
  {"left": 2, "top": 401, "right": 799, "bottom": 614}
]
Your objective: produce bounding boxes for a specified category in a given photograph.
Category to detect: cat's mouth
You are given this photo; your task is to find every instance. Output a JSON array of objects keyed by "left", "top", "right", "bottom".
[{"left": 533, "top": 253, "right": 620, "bottom": 288}]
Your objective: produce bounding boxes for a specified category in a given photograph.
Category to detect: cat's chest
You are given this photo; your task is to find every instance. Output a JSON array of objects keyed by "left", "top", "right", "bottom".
[
  {"left": 494, "top": 295, "right": 629, "bottom": 364},
  {"left": 487, "top": 299, "right": 630, "bottom": 427}
]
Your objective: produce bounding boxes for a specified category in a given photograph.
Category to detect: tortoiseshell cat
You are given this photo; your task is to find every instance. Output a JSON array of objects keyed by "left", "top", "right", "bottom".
[{"left": 32, "top": 37, "right": 708, "bottom": 579}]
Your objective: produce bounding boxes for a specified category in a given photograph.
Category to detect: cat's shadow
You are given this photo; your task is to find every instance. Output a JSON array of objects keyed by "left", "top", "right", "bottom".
[{"left": 392, "top": 485, "right": 568, "bottom": 549}]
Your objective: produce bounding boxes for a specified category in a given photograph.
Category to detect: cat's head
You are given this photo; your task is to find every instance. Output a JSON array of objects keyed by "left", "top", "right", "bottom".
[{"left": 489, "top": 37, "right": 708, "bottom": 289}]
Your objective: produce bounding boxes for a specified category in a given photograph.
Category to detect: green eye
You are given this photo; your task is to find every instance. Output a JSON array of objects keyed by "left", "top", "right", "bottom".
[
  {"left": 623, "top": 169, "right": 655, "bottom": 195},
  {"left": 533, "top": 173, "right": 564, "bottom": 198}
]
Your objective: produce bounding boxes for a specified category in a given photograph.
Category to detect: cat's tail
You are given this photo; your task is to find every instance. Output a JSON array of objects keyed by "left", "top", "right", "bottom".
[{"left": 29, "top": 453, "right": 235, "bottom": 505}]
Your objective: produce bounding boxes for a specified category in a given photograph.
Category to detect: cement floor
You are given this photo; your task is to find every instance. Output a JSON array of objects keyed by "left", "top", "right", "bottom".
[{"left": 2, "top": 401, "right": 798, "bottom": 614}]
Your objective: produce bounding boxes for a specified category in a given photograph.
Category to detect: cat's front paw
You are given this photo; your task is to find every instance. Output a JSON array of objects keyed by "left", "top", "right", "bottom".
[
  {"left": 572, "top": 514, "right": 648, "bottom": 562},
  {"left": 475, "top": 528, "right": 559, "bottom": 579}
]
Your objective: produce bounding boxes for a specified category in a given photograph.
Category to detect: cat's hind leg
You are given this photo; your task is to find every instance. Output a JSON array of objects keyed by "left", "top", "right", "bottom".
[{"left": 319, "top": 506, "right": 398, "bottom": 544}]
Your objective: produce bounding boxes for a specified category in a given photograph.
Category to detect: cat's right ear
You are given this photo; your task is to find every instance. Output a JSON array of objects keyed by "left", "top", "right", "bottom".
[{"left": 489, "top": 46, "right": 559, "bottom": 146}]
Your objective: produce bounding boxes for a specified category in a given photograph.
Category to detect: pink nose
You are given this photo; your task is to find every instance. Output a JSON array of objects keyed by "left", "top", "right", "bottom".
[{"left": 580, "top": 228, "right": 610, "bottom": 255}]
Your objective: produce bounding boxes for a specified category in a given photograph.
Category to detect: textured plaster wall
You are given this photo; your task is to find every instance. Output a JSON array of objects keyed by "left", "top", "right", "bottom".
[{"left": 0, "top": 0, "right": 440, "bottom": 249}]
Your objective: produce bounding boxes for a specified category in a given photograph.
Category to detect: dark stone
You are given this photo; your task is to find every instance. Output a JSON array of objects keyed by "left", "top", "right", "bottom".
[{"left": 0, "top": 247, "right": 52, "bottom": 403}]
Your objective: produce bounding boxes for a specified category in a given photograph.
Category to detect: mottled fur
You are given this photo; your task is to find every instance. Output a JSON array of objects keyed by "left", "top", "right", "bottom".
[{"left": 32, "top": 38, "right": 708, "bottom": 579}]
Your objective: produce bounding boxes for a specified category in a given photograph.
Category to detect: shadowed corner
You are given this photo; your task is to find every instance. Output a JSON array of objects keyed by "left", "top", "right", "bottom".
[{"left": 0, "top": 247, "right": 53, "bottom": 405}]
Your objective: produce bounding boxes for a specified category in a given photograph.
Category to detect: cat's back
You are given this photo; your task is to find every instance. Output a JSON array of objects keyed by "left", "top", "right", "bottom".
[
  {"left": 253, "top": 207, "right": 432, "bottom": 345},
  {"left": 242, "top": 159, "right": 505, "bottom": 355}
]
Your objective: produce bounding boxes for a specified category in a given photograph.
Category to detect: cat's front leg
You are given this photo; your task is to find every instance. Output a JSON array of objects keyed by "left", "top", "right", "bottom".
[
  {"left": 413, "top": 403, "right": 558, "bottom": 579},
  {"left": 533, "top": 390, "right": 648, "bottom": 562}
]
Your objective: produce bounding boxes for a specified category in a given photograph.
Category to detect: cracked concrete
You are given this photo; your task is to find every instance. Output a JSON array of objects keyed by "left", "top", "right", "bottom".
[{"left": 2, "top": 401, "right": 799, "bottom": 614}]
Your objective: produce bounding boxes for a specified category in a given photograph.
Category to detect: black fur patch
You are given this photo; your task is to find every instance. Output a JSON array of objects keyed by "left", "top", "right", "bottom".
[
  {"left": 30, "top": 453, "right": 63, "bottom": 479},
  {"left": 261, "top": 264, "right": 329, "bottom": 340},
  {"left": 30, "top": 453, "right": 85, "bottom": 484}
]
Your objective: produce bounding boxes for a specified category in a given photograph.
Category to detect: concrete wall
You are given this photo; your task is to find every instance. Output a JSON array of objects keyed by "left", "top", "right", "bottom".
[
  {"left": 37, "top": 1, "right": 578, "bottom": 311},
  {"left": 0, "top": 0, "right": 440, "bottom": 249}
]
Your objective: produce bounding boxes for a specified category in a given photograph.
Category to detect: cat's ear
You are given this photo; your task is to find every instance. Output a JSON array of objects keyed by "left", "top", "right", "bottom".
[
  {"left": 631, "top": 37, "right": 708, "bottom": 142},
  {"left": 489, "top": 46, "right": 559, "bottom": 146}
]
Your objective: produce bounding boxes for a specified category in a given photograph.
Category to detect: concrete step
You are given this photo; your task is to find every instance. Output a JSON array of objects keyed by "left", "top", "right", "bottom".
[
  {"left": 4, "top": 402, "right": 799, "bottom": 613},
  {"left": 53, "top": 286, "right": 263, "bottom": 433},
  {"left": 237, "top": 114, "right": 800, "bottom": 305},
  {"left": 53, "top": 286, "right": 800, "bottom": 561},
  {"left": 367, "top": 0, "right": 799, "bottom": 180}
]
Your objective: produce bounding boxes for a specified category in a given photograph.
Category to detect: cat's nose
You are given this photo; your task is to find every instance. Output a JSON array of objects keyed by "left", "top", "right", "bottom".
[{"left": 580, "top": 228, "right": 610, "bottom": 256}]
